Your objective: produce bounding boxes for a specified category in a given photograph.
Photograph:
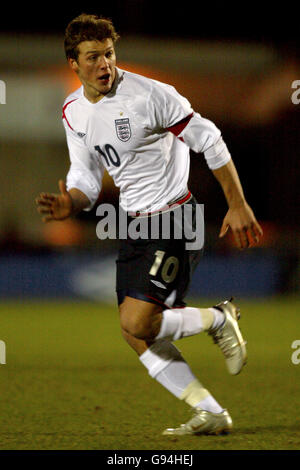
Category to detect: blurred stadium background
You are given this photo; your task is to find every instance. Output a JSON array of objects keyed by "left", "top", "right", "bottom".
[
  {"left": 0, "top": 1, "right": 299, "bottom": 451},
  {"left": 0, "top": 2, "right": 299, "bottom": 302}
]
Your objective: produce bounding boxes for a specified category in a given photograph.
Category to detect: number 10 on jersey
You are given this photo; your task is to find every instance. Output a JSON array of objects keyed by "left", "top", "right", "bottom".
[{"left": 95, "top": 144, "right": 121, "bottom": 167}]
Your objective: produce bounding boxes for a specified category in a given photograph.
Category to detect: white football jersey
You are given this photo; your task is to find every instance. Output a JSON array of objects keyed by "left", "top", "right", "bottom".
[{"left": 62, "top": 67, "right": 231, "bottom": 212}]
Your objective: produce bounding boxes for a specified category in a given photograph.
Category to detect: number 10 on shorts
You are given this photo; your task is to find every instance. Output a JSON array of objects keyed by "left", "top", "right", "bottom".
[{"left": 149, "top": 250, "right": 179, "bottom": 283}]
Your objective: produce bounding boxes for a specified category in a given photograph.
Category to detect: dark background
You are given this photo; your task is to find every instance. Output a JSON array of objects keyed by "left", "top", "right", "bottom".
[{"left": 2, "top": 2, "right": 299, "bottom": 48}]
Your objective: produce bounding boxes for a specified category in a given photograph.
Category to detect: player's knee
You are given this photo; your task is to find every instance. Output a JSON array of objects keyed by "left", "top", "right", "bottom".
[
  {"left": 119, "top": 305, "right": 155, "bottom": 340},
  {"left": 120, "top": 310, "right": 152, "bottom": 339},
  {"left": 119, "top": 297, "right": 163, "bottom": 340}
]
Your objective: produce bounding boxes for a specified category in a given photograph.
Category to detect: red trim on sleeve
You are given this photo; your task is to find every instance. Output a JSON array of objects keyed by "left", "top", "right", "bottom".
[
  {"left": 166, "top": 112, "right": 194, "bottom": 137},
  {"left": 62, "top": 99, "right": 78, "bottom": 131}
]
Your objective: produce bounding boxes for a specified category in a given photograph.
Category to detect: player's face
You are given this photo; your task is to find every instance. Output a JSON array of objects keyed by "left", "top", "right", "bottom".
[{"left": 69, "top": 38, "right": 117, "bottom": 103}]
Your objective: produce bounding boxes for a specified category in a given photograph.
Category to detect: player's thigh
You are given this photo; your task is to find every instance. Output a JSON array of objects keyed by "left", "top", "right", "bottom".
[{"left": 119, "top": 296, "right": 163, "bottom": 339}]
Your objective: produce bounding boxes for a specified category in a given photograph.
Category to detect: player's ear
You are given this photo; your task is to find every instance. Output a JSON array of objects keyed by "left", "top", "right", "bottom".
[{"left": 68, "top": 57, "right": 79, "bottom": 73}]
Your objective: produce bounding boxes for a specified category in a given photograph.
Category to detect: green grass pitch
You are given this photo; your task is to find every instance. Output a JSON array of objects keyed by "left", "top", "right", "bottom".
[{"left": 0, "top": 297, "right": 299, "bottom": 450}]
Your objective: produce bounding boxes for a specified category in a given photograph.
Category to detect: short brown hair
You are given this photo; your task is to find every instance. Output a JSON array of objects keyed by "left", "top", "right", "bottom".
[{"left": 64, "top": 13, "right": 120, "bottom": 60}]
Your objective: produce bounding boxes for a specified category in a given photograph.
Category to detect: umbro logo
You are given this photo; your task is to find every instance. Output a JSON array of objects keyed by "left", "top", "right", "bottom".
[
  {"left": 150, "top": 280, "right": 167, "bottom": 290},
  {"left": 77, "top": 132, "right": 86, "bottom": 138}
]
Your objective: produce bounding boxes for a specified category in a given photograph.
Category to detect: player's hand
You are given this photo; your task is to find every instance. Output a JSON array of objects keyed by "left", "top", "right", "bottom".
[
  {"left": 35, "top": 180, "right": 73, "bottom": 223},
  {"left": 219, "top": 201, "right": 263, "bottom": 250}
]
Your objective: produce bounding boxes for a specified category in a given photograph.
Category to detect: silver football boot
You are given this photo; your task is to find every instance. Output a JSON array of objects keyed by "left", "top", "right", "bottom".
[
  {"left": 208, "top": 298, "right": 247, "bottom": 375},
  {"left": 163, "top": 409, "right": 233, "bottom": 436}
]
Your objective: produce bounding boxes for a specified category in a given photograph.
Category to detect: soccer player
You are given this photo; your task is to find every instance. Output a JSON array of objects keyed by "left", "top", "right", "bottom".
[{"left": 36, "top": 14, "right": 263, "bottom": 436}]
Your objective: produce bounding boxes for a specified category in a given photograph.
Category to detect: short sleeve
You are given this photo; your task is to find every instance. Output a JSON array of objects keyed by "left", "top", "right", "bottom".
[{"left": 147, "top": 81, "right": 194, "bottom": 131}]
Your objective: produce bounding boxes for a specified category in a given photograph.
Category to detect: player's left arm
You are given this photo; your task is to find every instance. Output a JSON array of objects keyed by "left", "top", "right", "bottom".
[
  {"left": 212, "top": 159, "right": 263, "bottom": 250},
  {"left": 168, "top": 110, "right": 263, "bottom": 250},
  {"left": 149, "top": 84, "right": 263, "bottom": 249}
]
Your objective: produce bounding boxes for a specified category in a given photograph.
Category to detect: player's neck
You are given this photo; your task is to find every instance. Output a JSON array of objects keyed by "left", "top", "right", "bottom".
[{"left": 83, "top": 84, "right": 106, "bottom": 104}]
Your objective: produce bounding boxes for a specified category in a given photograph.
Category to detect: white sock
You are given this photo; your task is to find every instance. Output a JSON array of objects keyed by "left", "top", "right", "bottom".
[
  {"left": 210, "top": 308, "right": 226, "bottom": 330},
  {"left": 194, "top": 395, "right": 224, "bottom": 414},
  {"left": 139, "top": 339, "right": 223, "bottom": 412},
  {"left": 155, "top": 307, "right": 224, "bottom": 341}
]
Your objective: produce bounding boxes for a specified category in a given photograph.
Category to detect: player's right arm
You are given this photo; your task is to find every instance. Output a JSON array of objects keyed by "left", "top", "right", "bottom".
[
  {"left": 35, "top": 180, "right": 90, "bottom": 223},
  {"left": 36, "top": 99, "right": 104, "bottom": 222}
]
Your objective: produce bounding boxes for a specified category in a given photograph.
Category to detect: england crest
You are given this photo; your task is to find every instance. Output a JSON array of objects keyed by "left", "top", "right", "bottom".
[{"left": 115, "top": 118, "right": 131, "bottom": 142}]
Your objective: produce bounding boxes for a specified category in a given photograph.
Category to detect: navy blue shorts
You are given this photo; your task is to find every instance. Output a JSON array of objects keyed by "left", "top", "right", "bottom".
[{"left": 116, "top": 194, "right": 202, "bottom": 309}]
